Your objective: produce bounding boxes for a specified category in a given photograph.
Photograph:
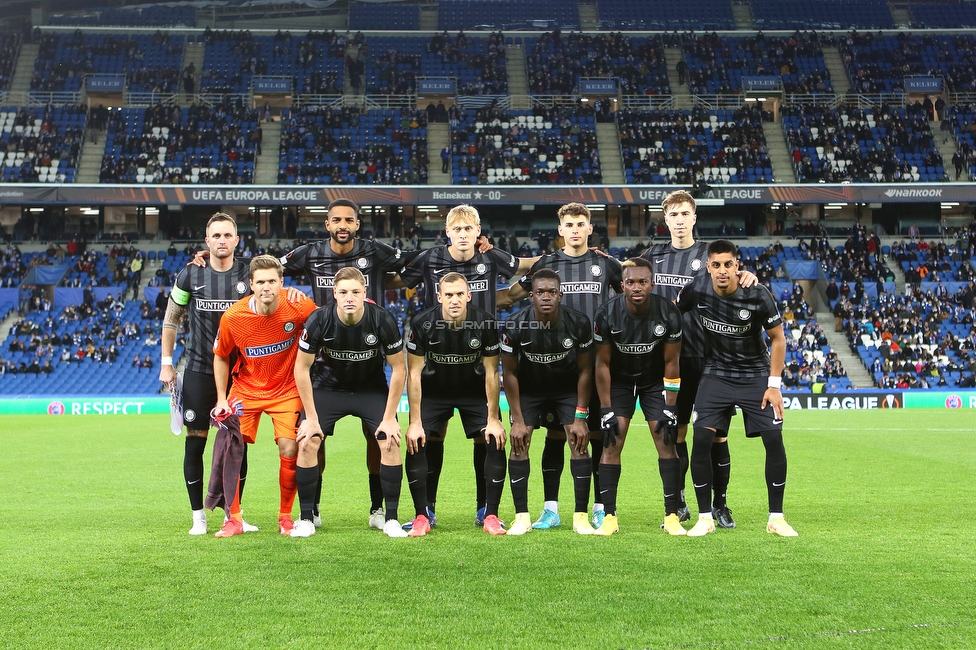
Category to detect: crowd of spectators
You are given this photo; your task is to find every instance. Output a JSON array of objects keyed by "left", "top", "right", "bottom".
[
  {"left": 99, "top": 102, "right": 258, "bottom": 184},
  {"left": 526, "top": 31, "right": 670, "bottom": 95},
  {"left": 450, "top": 104, "right": 602, "bottom": 184},
  {"left": 0, "top": 31, "right": 20, "bottom": 91},
  {"left": 784, "top": 103, "right": 944, "bottom": 183},
  {"left": 278, "top": 106, "right": 428, "bottom": 184},
  {"left": 429, "top": 31, "right": 506, "bottom": 95},
  {"left": 843, "top": 32, "right": 976, "bottom": 94},
  {"left": 0, "top": 106, "right": 85, "bottom": 183},
  {"left": 620, "top": 104, "right": 772, "bottom": 184}
]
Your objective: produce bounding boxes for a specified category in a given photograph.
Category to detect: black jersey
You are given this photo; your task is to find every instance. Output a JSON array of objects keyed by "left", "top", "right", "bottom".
[
  {"left": 593, "top": 293, "right": 683, "bottom": 383},
  {"left": 676, "top": 274, "right": 783, "bottom": 379},
  {"left": 500, "top": 305, "right": 593, "bottom": 394},
  {"left": 525, "top": 249, "right": 622, "bottom": 321},
  {"left": 298, "top": 302, "right": 404, "bottom": 392},
  {"left": 406, "top": 304, "right": 500, "bottom": 396},
  {"left": 399, "top": 245, "right": 519, "bottom": 314},
  {"left": 642, "top": 240, "right": 709, "bottom": 359},
  {"left": 170, "top": 259, "right": 251, "bottom": 374},
  {"left": 280, "top": 238, "right": 403, "bottom": 306}
]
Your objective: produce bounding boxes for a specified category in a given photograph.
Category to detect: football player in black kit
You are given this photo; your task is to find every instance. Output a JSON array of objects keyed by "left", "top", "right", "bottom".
[
  {"left": 676, "top": 240, "right": 797, "bottom": 537},
  {"left": 400, "top": 204, "right": 535, "bottom": 527},
  {"left": 641, "top": 190, "right": 758, "bottom": 528},
  {"left": 593, "top": 257, "right": 685, "bottom": 536},
  {"left": 292, "top": 267, "right": 409, "bottom": 539},
  {"left": 500, "top": 269, "right": 596, "bottom": 535},
  {"left": 504, "top": 202, "right": 622, "bottom": 531},
  {"left": 403, "top": 272, "right": 508, "bottom": 536}
]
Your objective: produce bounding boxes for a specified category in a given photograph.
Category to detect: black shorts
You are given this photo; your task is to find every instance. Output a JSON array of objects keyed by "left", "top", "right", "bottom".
[
  {"left": 182, "top": 369, "right": 220, "bottom": 431},
  {"left": 312, "top": 388, "right": 390, "bottom": 437},
  {"left": 518, "top": 392, "right": 576, "bottom": 429},
  {"left": 610, "top": 379, "right": 665, "bottom": 423},
  {"left": 422, "top": 394, "right": 488, "bottom": 439},
  {"left": 694, "top": 375, "right": 783, "bottom": 437},
  {"left": 676, "top": 357, "right": 705, "bottom": 425}
]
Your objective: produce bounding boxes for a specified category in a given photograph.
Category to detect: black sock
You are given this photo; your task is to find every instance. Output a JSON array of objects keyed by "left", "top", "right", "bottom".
[
  {"left": 675, "top": 440, "right": 689, "bottom": 506},
  {"left": 691, "top": 427, "right": 716, "bottom": 514},
  {"left": 238, "top": 444, "right": 248, "bottom": 503},
  {"left": 597, "top": 463, "right": 620, "bottom": 515},
  {"left": 509, "top": 458, "right": 530, "bottom": 513},
  {"left": 761, "top": 430, "right": 787, "bottom": 513},
  {"left": 312, "top": 472, "right": 323, "bottom": 518},
  {"left": 184, "top": 436, "right": 207, "bottom": 511},
  {"left": 379, "top": 464, "right": 402, "bottom": 522},
  {"left": 711, "top": 440, "right": 731, "bottom": 509},
  {"left": 296, "top": 466, "right": 318, "bottom": 521},
  {"left": 484, "top": 443, "right": 506, "bottom": 517},
  {"left": 473, "top": 442, "right": 487, "bottom": 509},
  {"left": 405, "top": 449, "right": 428, "bottom": 517},
  {"left": 541, "top": 436, "right": 565, "bottom": 502},
  {"left": 425, "top": 439, "right": 444, "bottom": 510},
  {"left": 368, "top": 472, "right": 383, "bottom": 512},
  {"left": 659, "top": 457, "right": 681, "bottom": 515},
  {"left": 570, "top": 458, "right": 591, "bottom": 513},
  {"left": 590, "top": 438, "right": 603, "bottom": 505}
]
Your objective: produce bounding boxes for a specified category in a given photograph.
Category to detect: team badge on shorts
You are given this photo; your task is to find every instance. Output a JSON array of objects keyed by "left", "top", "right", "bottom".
[
  {"left": 357, "top": 258, "right": 368, "bottom": 268},
  {"left": 476, "top": 263, "right": 487, "bottom": 275},
  {"left": 590, "top": 265, "right": 602, "bottom": 277},
  {"left": 284, "top": 322, "right": 295, "bottom": 332},
  {"left": 738, "top": 309, "right": 751, "bottom": 320},
  {"left": 236, "top": 282, "right": 247, "bottom": 294},
  {"left": 691, "top": 259, "right": 702, "bottom": 271},
  {"left": 469, "top": 338, "right": 481, "bottom": 349},
  {"left": 563, "top": 338, "right": 573, "bottom": 348},
  {"left": 366, "top": 334, "right": 377, "bottom": 345},
  {"left": 654, "top": 324, "right": 666, "bottom": 336},
  {"left": 185, "top": 409, "right": 196, "bottom": 423}
]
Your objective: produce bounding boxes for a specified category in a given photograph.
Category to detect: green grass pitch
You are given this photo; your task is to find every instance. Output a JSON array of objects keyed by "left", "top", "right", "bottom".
[{"left": 1, "top": 410, "right": 973, "bottom": 648}]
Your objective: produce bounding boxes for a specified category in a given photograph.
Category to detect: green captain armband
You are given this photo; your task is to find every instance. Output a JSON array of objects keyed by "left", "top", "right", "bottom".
[{"left": 170, "top": 285, "right": 190, "bottom": 306}]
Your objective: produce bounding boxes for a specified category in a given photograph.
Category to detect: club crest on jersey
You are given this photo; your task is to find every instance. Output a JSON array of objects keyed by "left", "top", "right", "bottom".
[
  {"left": 654, "top": 324, "right": 666, "bottom": 337},
  {"left": 476, "top": 263, "right": 487, "bottom": 275},
  {"left": 691, "top": 259, "right": 702, "bottom": 271},
  {"left": 284, "top": 322, "right": 295, "bottom": 332},
  {"left": 738, "top": 309, "right": 751, "bottom": 320},
  {"left": 590, "top": 265, "right": 602, "bottom": 277},
  {"left": 563, "top": 338, "right": 573, "bottom": 348},
  {"left": 365, "top": 334, "right": 377, "bottom": 345},
  {"left": 357, "top": 258, "right": 368, "bottom": 268},
  {"left": 469, "top": 338, "right": 481, "bottom": 349},
  {"left": 185, "top": 409, "right": 196, "bottom": 423},
  {"left": 236, "top": 281, "right": 247, "bottom": 294},
  {"left": 423, "top": 320, "right": 432, "bottom": 330}
]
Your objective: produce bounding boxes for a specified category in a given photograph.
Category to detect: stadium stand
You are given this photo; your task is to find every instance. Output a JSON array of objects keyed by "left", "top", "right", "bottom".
[
  {"left": 32, "top": 32, "right": 185, "bottom": 94},
  {"left": 619, "top": 105, "right": 772, "bottom": 185},
  {"left": 278, "top": 106, "right": 429, "bottom": 184},
  {"left": 0, "top": 105, "right": 85, "bottom": 183},
  {"left": 99, "top": 103, "right": 259, "bottom": 184},
  {"left": 842, "top": 32, "right": 976, "bottom": 94},
  {"left": 946, "top": 105, "right": 976, "bottom": 181},
  {"left": 909, "top": 2, "right": 976, "bottom": 29},
  {"left": 597, "top": 0, "right": 735, "bottom": 30},
  {"left": 0, "top": 31, "right": 20, "bottom": 92},
  {"left": 783, "top": 104, "right": 945, "bottom": 183},
  {"left": 449, "top": 105, "right": 601, "bottom": 184},
  {"left": 349, "top": 2, "right": 420, "bottom": 30},
  {"left": 438, "top": 0, "right": 580, "bottom": 31},
  {"left": 750, "top": 0, "right": 895, "bottom": 30},
  {"left": 363, "top": 33, "right": 506, "bottom": 95},
  {"left": 47, "top": 6, "right": 197, "bottom": 27},
  {"left": 525, "top": 32, "right": 669, "bottom": 95}
]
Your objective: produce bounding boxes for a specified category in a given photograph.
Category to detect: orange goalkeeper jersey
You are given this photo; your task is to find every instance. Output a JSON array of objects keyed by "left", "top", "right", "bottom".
[{"left": 214, "top": 294, "right": 316, "bottom": 401}]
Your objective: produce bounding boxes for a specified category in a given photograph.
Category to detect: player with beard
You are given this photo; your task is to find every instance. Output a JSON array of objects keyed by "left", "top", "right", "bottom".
[
  {"left": 500, "top": 269, "right": 596, "bottom": 535},
  {"left": 676, "top": 240, "right": 796, "bottom": 537},
  {"left": 592, "top": 257, "right": 685, "bottom": 536},
  {"left": 503, "top": 202, "right": 621, "bottom": 530},
  {"left": 641, "top": 190, "right": 758, "bottom": 529}
]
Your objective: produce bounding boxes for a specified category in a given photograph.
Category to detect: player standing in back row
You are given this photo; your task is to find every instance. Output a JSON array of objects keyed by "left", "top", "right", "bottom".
[
  {"left": 504, "top": 202, "right": 622, "bottom": 530},
  {"left": 641, "top": 190, "right": 758, "bottom": 529},
  {"left": 676, "top": 240, "right": 796, "bottom": 537}
]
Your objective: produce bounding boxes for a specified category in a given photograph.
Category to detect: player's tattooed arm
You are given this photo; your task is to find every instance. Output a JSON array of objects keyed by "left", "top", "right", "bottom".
[{"left": 159, "top": 300, "right": 187, "bottom": 385}]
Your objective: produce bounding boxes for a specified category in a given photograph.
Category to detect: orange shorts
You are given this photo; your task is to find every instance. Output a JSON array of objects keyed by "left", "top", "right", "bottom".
[{"left": 232, "top": 395, "right": 303, "bottom": 444}]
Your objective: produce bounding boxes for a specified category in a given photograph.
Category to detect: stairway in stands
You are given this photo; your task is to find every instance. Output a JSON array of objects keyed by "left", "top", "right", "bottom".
[
  {"left": 664, "top": 47, "right": 694, "bottom": 110},
  {"left": 75, "top": 130, "right": 106, "bottom": 184},
  {"left": 505, "top": 44, "right": 530, "bottom": 110},
  {"left": 813, "top": 313, "right": 875, "bottom": 388},
  {"left": 595, "top": 122, "right": 624, "bottom": 184},
  {"left": 763, "top": 122, "right": 797, "bottom": 183},
  {"left": 179, "top": 41, "right": 205, "bottom": 106},
  {"left": 427, "top": 123, "right": 452, "bottom": 185},
  {"left": 254, "top": 121, "right": 282, "bottom": 185},
  {"left": 9, "top": 42, "right": 38, "bottom": 102}
]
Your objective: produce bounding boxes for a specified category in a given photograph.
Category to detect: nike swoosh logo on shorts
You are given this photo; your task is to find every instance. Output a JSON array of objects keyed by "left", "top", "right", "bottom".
[{"left": 511, "top": 477, "right": 526, "bottom": 484}]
